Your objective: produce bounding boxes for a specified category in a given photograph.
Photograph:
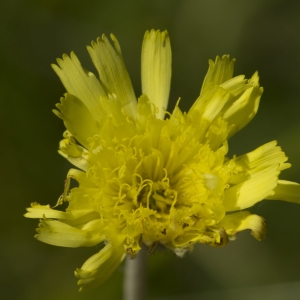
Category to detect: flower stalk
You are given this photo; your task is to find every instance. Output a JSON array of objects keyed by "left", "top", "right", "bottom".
[{"left": 123, "top": 245, "right": 147, "bottom": 300}]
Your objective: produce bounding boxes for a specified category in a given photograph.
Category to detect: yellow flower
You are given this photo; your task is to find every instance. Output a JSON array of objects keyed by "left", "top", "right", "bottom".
[{"left": 25, "top": 29, "right": 300, "bottom": 290}]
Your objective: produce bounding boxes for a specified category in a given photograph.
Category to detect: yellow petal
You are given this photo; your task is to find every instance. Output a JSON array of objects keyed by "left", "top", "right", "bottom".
[
  {"left": 98, "top": 95, "right": 128, "bottom": 126},
  {"left": 136, "top": 94, "right": 154, "bottom": 132},
  {"left": 266, "top": 180, "right": 300, "bottom": 203},
  {"left": 235, "top": 171, "right": 278, "bottom": 210},
  {"left": 195, "top": 56, "right": 263, "bottom": 141},
  {"left": 75, "top": 243, "right": 125, "bottom": 291},
  {"left": 141, "top": 30, "right": 171, "bottom": 119},
  {"left": 223, "top": 73, "right": 263, "bottom": 139},
  {"left": 224, "top": 166, "right": 278, "bottom": 211},
  {"left": 202, "top": 116, "right": 231, "bottom": 150},
  {"left": 87, "top": 34, "right": 137, "bottom": 118},
  {"left": 52, "top": 52, "right": 105, "bottom": 122},
  {"left": 24, "top": 201, "right": 97, "bottom": 221},
  {"left": 24, "top": 202, "right": 72, "bottom": 219},
  {"left": 229, "top": 141, "right": 289, "bottom": 185},
  {"left": 35, "top": 219, "right": 104, "bottom": 247},
  {"left": 58, "top": 138, "right": 91, "bottom": 172},
  {"left": 188, "top": 85, "right": 230, "bottom": 141},
  {"left": 224, "top": 141, "right": 288, "bottom": 211},
  {"left": 54, "top": 93, "right": 100, "bottom": 149},
  {"left": 219, "top": 211, "right": 266, "bottom": 241},
  {"left": 219, "top": 75, "right": 247, "bottom": 95},
  {"left": 200, "top": 55, "right": 235, "bottom": 95}
]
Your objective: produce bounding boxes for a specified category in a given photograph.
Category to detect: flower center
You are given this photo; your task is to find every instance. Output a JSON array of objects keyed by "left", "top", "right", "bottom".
[{"left": 138, "top": 180, "right": 177, "bottom": 214}]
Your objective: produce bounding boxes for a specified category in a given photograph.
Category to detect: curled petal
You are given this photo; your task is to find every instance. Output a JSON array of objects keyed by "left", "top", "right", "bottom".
[
  {"left": 75, "top": 243, "right": 125, "bottom": 291},
  {"left": 219, "top": 211, "right": 266, "bottom": 241}
]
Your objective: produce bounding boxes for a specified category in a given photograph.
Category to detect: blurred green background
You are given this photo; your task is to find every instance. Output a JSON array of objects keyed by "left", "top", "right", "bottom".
[{"left": 2, "top": 0, "right": 300, "bottom": 299}]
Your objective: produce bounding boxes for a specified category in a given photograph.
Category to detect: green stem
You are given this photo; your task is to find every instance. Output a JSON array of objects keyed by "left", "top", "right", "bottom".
[{"left": 123, "top": 245, "right": 147, "bottom": 300}]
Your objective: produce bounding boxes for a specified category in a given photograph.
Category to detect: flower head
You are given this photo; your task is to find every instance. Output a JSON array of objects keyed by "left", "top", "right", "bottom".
[{"left": 25, "top": 29, "right": 300, "bottom": 290}]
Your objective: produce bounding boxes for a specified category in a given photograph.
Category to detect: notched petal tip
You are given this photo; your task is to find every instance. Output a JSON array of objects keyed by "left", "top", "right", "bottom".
[
  {"left": 145, "top": 28, "right": 169, "bottom": 37},
  {"left": 201, "top": 55, "right": 236, "bottom": 96},
  {"left": 52, "top": 108, "right": 63, "bottom": 119},
  {"left": 211, "top": 55, "right": 235, "bottom": 66},
  {"left": 109, "top": 33, "right": 122, "bottom": 54},
  {"left": 143, "top": 30, "right": 170, "bottom": 52},
  {"left": 53, "top": 52, "right": 77, "bottom": 69},
  {"left": 249, "top": 71, "right": 260, "bottom": 84}
]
